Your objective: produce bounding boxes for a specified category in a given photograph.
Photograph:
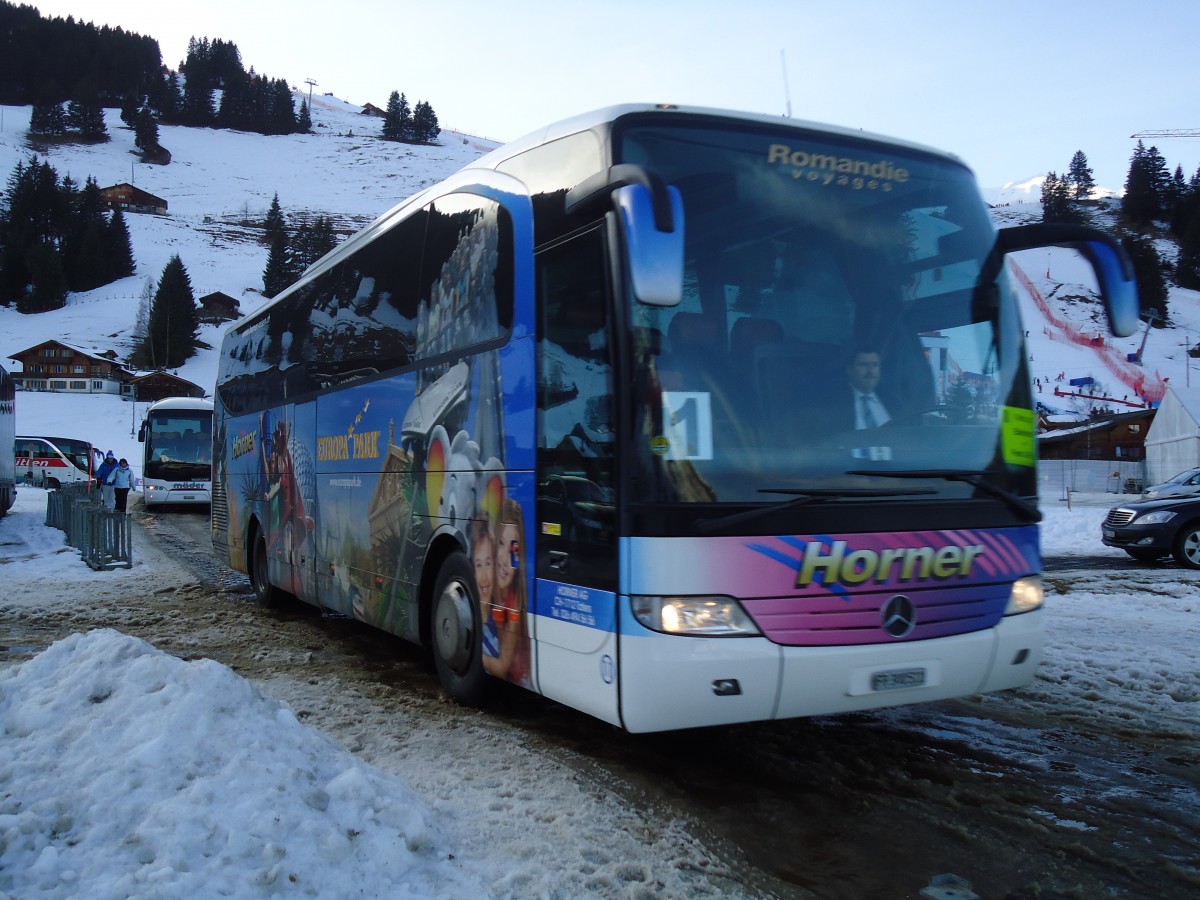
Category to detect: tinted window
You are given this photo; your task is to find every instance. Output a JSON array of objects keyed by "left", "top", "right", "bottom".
[
  {"left": 219, "top": 194, "right": 514, "bottom": 416},
  {"left": 415, "top": 194, "right": 513, "bottom": 389}
]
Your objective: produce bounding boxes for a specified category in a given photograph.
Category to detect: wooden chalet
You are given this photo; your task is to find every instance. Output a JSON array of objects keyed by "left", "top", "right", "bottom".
[
  {"left": 128, "top": 371, "right": 206, "bottom": 402},
  {"left": 100, "top": 183, "right": 168, "bottom": 215},
  {"left": 198, "top": 291, "right": 241, "bottom": 324},
  {"left": 6, "top": 340, "right": 131, "bottom": 395},
  {"left": 1037, "top": 408, "right": 1156, "bottom": 462}
]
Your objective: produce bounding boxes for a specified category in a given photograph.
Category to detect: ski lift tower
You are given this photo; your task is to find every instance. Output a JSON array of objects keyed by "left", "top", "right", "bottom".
[{"left": 1127, "top": 310, "right": 1159, "bottom": 366}]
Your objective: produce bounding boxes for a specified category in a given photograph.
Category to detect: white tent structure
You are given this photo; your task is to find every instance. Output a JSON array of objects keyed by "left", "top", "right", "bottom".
[{"left": 1143, "top": 386, "right": 1200, "bottom": 484}]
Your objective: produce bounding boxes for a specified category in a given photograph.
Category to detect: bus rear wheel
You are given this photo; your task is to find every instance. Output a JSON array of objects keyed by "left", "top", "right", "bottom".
[
  {"left": 250, "top": 529, "right": 288, "bottom": 608},
  {"left": 430, "top": 552, "right": 491, "bottom": 706}
]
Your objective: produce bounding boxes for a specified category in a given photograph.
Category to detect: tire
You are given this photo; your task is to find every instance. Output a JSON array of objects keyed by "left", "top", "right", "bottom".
[
  {"left": 250, "top": 528, "right": 288, "bottom": 608},
  {"left": 1124, "top": 548, "right": 1165, "bottom": 563},
  {"left": 429, "top": 551, "right": 491, "bottom": 706},
  {"left": 1172, "top": 523, "right": 1200, "bottom": 569}
]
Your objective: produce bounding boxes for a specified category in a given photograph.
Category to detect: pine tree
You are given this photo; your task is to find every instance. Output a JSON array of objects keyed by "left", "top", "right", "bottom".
[
  {"left": 1122, "top": 141, "right": 1169, "bottom": 226},
  {"left": 1040, "top": 172, "right": 1080, "bottom": 224},
  {"left": 268, "top": 79, "right": 297, "bottom": 134},
  {"left": 263, "top": 192, "right": 286, "bottom": 243},
  {"left": 262, "top": 233, "right": 293, "bottom": 298},
  {"left": 180, "top": 41, "right": 216, "bottom": 127},
  {"left": 381, "top": 91, "right": 410, "bottom": 142},
  {"left": 1173, "top": 166, "right": 1200, "bottom": 241},
  {"left": 63, "top": 176, "right": 107, "bottom": 291},
  {"left": 141, "top": 255, "right": 199, "bottom": 368},
  {"left": 106, "top": 208, "right": 136, "bottom": 280},
  {"left": 120, "top": 92, "right": 140, "bottom": 128},
  {"left": 0, "top": 158, "right": 36, "bottom": 300},
  {"left": 152, "top": 72, "right": 183, "bottom": 123},
  {"left": 413, "top": 101, "right": 440, "bottom": 143},
  {"left": 298, "top": 99, "right": 312, "bottom": 132},
  {"left": 134, "top": 104, "right": 160, "bottom": 154},
  {"left": 1066, "top": 150, "right": 1095, "bottom": 201},
  {"left": 20, "top": 242, "right": 68, "bottom": 313},
  {"left": 1177, "top": 215, "right": 1200, "bottom": 291},
  {"left": 132, "top": 276, "right": 154, "bottom": 345},
  {"left": 1123, "top": 233, "right": 1168, "bottom": 324},
  {"left": 29, "top": 100, "right": 66, "bottom": 136},
  {"left": 217, "top": 69, "right": 252, "bottom": 130},
  {"left": 66, "top": 79, "right": 108, "bottom": 141}
]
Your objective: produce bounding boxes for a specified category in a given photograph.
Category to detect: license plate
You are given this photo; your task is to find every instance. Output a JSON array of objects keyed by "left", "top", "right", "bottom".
[
  {"left": 182, "top": 495, "right": 195, "bottom": 500},
  {"left": 1103, "top": 528, "right": 1115, "bottom": 539},
  {"left": 872, "top": 668, "right": 926, "bottom": 691}
]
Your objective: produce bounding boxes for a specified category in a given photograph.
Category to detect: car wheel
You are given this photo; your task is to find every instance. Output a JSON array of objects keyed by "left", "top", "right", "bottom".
[
  {"left": 1172, "top": 523, "right": 1200, "bottom": 569},
  {"left": 429, "top": 551, "right": 492, "bottom": 706},
  {"left": 1124, "top": 548, "right": 1165, "bottom": 563},
  {"left": 250, "top": 529, "right": 288, "bottom": 607}
]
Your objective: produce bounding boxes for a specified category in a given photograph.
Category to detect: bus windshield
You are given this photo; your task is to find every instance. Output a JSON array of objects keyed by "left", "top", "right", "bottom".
[
  {"left": 144, "top": 412, "right": 212, "bottom": 478},
  {"left": 617, "top": 121, "right": 1032, "bottom": 507},
  {"left": 53, "top": 438, "right": 93, "bottom": 473}
]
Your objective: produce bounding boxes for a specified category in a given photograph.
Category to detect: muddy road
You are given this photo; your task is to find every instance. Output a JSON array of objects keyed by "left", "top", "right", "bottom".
[{"left": 5, "top": 505, "right": 1198, "bottom": 899}]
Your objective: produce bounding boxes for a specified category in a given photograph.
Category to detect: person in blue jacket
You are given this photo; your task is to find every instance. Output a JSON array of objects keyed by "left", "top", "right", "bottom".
[
  {"left": 95, "top": 450, "right": 117, "bottom": 510},
  {"left": 107, "top": 458, "right": 134, "bottom": 512}
]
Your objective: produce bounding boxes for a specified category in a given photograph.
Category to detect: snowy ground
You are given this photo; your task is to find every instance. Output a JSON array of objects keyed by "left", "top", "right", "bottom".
[
  {"left": 0, "top": 486, "right": 747, "bottom": 899},
  {"left": 2, "top": 484, "right": 1197, "bottom": 898}
]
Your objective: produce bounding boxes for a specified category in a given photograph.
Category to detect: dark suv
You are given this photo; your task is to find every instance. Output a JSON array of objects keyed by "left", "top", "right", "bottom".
[{"left": 1102, "top": 495, "right": 1200, "bottom": 568}]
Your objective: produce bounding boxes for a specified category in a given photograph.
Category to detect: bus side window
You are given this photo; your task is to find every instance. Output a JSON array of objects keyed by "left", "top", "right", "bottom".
[{"left": 535, "top": 227, "right": 617, "bottom": 591}]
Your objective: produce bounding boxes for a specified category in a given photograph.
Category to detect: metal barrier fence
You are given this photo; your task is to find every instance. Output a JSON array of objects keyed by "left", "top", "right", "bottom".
[
  {"left": 1037, "top": 458, "right": 1147, "bottom": 499},
  {"left": 45, "top": 483, "right": 134, "bottom": 570}
]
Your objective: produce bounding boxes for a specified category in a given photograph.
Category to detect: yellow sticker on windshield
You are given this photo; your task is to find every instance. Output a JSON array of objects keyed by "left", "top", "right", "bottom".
[{"left": 1001, "top": 406, "right": 1036, "bottom": 467}]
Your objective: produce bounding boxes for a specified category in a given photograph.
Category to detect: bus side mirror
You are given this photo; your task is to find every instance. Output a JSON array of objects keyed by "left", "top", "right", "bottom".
[
  {"left": 565, "top": 164, "right": 685, "bottom": 307},
  {"left": 997, "top": 223, "right": 1140, "bottom": 337},
  {"left": 615, "top": 182, "right": 685, "bottom": 307},
  {"left": 137, "top": 423, "right": 147, "bottom": 442}
]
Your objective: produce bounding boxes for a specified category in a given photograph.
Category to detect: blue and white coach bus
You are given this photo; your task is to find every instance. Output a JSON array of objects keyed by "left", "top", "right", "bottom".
[{"left": 212, "top": 104, "right": 1137, "bottom": 732}]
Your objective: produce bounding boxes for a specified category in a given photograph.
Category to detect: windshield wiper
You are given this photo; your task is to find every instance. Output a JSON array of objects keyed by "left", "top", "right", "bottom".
[
  {"left": 846, "top": 469, "right": 1041, "bottom": 523},
  {"left": 696, "top": 486, "right": 935, "bottom": 533}
]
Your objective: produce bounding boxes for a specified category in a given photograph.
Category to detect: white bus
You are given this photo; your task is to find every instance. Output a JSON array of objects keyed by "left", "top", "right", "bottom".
[
  {"left": 212, "top": 104, "right": 1137, "bottom": 732},
  {"left": 14, "top": 435, "right": 95, "bottom": 489},
  {"left": 138, "top": 396, "right": 214, "bottom": 506}
]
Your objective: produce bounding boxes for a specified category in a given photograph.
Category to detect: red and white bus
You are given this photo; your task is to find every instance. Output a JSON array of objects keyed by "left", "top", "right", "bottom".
[
  {"left": 15, "top": 435, "right": 94, "bottom": 489},
  {"left": 212, "top": 105, "right": 1138, "bottom": 732}
]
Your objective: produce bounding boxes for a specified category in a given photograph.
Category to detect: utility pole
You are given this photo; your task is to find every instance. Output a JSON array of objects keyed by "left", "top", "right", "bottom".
[
  {"left": 305, "top": 78, "right": 318, "bottom": 107},
  {"left": 779, "top": 51, "right": 792, "bottom": 118}
]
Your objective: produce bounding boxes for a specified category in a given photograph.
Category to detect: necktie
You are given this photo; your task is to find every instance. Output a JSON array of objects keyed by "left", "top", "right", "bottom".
[{"left": 860, "top": 394, "right": 877, "bottom": 429}]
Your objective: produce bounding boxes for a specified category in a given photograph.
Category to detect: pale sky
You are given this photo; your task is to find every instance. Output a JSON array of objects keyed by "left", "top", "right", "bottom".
[{"left": 25, "top": 0, "right": 1200, "bottom": 191}]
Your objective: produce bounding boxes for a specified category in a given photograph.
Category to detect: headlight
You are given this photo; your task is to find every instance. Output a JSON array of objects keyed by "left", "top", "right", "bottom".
[
  {"left": 631, "top": 595, "right": 761, "bottom": 636},
  {"left": 1136, "top": 510, "right": 1177, "bottom": 525},
  {"left": 1005, "top": 576, "right": 1043, "bottom": 615}
]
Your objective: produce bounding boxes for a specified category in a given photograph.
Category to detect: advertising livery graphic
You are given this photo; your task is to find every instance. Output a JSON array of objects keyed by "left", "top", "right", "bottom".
[{"left": 216, "top": 200, "right": 534, "bottom": 688}]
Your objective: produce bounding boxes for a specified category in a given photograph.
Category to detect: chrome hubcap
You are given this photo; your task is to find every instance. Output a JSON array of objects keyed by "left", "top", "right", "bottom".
[{"left": 434, "top": 579, "right": 473, "bottom": 673}]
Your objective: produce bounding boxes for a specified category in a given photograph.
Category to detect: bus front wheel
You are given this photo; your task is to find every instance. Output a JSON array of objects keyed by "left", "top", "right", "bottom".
[
  {"left": 430, "top": 552, "right": 491, "bottom": 706},
  {"left": 250, "top": 529, "right": 287, "bottom": 608}
]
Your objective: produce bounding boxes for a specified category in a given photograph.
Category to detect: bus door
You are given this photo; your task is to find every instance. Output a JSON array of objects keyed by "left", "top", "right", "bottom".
[{"left": 534, "top": 228, "right": 621, "bottom": 726}]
